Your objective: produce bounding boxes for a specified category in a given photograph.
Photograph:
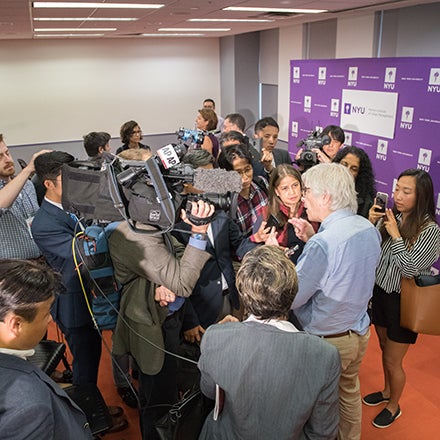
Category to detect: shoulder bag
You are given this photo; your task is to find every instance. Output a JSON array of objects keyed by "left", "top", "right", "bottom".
[{"left": 400, "top": 275, "right": 440, "bottom": 335}]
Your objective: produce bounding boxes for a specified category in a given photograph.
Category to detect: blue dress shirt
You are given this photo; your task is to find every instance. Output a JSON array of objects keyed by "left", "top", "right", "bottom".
[{"left": 292, "top": 209, "right": 381, "bottom": 336}]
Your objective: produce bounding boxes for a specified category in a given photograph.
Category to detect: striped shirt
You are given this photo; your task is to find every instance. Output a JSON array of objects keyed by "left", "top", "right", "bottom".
[
  {"left": 375, "top": 214, "right": 440, "bottom": 293},
  {"left": 0, "top": 179, "right": 41, "bottom": 259}
]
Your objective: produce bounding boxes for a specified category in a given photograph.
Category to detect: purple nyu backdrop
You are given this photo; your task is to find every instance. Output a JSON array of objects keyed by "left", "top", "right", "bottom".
[{"left": 288, "top": 57, "right": 440, "bottom": 271}]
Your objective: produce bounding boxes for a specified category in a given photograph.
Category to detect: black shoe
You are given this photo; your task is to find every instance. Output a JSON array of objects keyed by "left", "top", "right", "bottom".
[
  {"left": 362, "top": 391, "right": 390, "bottom": 406},
  {"left": 117, "top": 386, "right": 138, "bottom": 409},
  {"left": 372, "top": 406, "right": 402, "bottom": 428}
]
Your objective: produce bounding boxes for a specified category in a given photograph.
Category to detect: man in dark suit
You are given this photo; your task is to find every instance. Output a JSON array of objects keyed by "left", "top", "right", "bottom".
[
  {"left": 0, "top": 259, "right": 93, "bottom": 439},
  {"left": 31, "top": 152, "right": 102, "bottom": 387},
  {"left": 254, "top": 117, "right": 292, "bottom": 174},
  {"left": 174, "top": 150, "right": 256, "bottom": 343}
]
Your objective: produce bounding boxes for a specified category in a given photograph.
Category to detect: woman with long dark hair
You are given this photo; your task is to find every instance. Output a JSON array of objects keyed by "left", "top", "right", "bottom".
[
  {"left": 333, "top": 146, "right": 376, "bottom": 218},
  {"left": 263, "top": 164, "right": 318, "bottom": 263},
  {"left": 363, "top": 169, "right": 440, "bottom": 428}
]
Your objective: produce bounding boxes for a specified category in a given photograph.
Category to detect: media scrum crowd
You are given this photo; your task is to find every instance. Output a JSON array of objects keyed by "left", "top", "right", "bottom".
[{"left": 0, "top": 99, "right": 439, "bottom": 440}]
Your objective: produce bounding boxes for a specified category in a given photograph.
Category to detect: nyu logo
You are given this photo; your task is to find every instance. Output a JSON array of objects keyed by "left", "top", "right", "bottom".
[
  {"left": 304, "top": 96, "right": 312, "bottom": 113},
  {"left": 330, "top": 98, "right": 339, "bottom": 117},
  {"left": 348, "top": 66, "right": 358, "bottom": 86},
  {"left": 344, "top": 132, "right": 352, "bottom": 146},
  {"left": 427, "top": 68, "right": 440, "bottom": 92},
  {"left": 376, "top": 140, "right": 388, "bottom": 161},
  {"left": 318, "top": 67, "right": 326, "bottom": 85},
  {"left": 291, "top": 121, "right": 299, "bottom": 137},
  {"left": 384, "top": 67, "right": 396, "bottom": 90},
  {"left": 293, "top": 66, "right": 301, "bottom": 84},
  {"left": 344, "top": 103, "right": 365, "bottom": 115},
  {"left": 417, "top": 148, "right": 432, "bottom": 171},
  {"left": 400, "top": 106, "right": 414, "bottom": 130},
  {"left": 436, "top": 193, "right": 440, "bottom": 216}
]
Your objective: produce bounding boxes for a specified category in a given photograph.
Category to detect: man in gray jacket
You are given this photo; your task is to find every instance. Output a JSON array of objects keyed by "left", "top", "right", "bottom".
[{"left": 0, "top": 259, "right": 93, "bottom": 440}]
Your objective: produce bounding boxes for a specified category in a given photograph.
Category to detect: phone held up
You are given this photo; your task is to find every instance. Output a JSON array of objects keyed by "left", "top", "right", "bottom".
[
  {"left": 375, "top": 192, "right": 389, "bottom": 213},
  {"left": 265, "top": 214, "right": 282, "bottom": 230}
]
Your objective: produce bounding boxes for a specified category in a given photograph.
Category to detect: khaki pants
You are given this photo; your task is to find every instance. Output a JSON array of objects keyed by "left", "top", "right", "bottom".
[{"left": 324, "top": 329, "right": 370, "bottom": 440}]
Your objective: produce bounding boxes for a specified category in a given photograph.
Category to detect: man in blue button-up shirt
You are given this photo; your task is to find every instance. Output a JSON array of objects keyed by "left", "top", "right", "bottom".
[{"left": 290, "top": 163, "right": 381, "bottom": 440}]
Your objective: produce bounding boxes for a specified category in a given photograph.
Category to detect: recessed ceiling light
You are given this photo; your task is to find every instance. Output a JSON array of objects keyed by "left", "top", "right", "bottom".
[
  {"left": 142, "top": 33, "right": 203, "bottom": 37},
  {"left": 158, "top": 28, "right": 230, "bottom": 32},
  {"left": 223, "top": 7, "right": 327, "bottom": 14},
  {"left": 35, "top": 33, "right": 105, "bottom": 37},
  {"left": 34, "top": 17, "right": 138, "bottom": 21},
  {"left": 188, "top": 19, "right": 274, "bottom": 23},
  {"left": 34, "top": 28, "right": 117, "bottom": 32},
  {"left": 33, "top": 2, "right": 164, "bottom": 9}
]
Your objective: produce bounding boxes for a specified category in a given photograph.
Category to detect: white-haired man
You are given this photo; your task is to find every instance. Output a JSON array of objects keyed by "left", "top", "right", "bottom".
[{"left": 290, "top": 163, "right": 381, "bottom": 440}]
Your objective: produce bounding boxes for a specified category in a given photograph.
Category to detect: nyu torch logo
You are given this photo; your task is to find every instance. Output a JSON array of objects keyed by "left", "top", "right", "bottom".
[
  {"left": 348, "top": 66, "right": 358, "bottom": 87},
  {"left": 417, "top": 148, "right": 432, "bottom": 172},
  {"left": 376, "top": 140, "right": 388, "bottom": 161},
  {"left": 304, "top": 96, "right": 312, "bottom": 113},
  {"left": 400, "top": 106, "right": 414, "bottom": 130},
  {"left": 384, "top": 67, "right": 396, "bottom": 90},
  {"left": 330, "top": 99, "right": 339, "bottom": 117},
  {"left": 427, "top": 68, "right": 440, "bottom": 93},
  {"left": 291, "top": 121, "right": 299, "bottom": 138},
  {"left": 293, "top": 66, "right": 301, "bottom": 84},
  {"left": 318, "top": 67, "right": 326, "bottom": 85}
]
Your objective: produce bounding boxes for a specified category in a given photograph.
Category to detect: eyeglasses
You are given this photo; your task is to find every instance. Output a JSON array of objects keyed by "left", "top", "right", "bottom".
[
  {"left": 235, "top": 166, "right": 253, "bottom": 177},
  {"left": 301, "top": 187, "right": 311, "bottom": 197},
  {"left": 131, "top": 129, "right": 142, "bottom": 135}
]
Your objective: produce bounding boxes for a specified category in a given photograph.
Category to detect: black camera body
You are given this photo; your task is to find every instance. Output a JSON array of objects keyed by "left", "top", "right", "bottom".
[{"left": 296, "top": 131, "right": 331, "bottom": 169}]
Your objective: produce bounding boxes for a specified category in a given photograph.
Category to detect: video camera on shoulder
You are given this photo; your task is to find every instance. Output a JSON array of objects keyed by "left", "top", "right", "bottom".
[
  {"left": 61, "top": 131, "right": 241, "bottom": 235},
  {"left": 296, "top": 130, "right": 331, "bottom": 169}
]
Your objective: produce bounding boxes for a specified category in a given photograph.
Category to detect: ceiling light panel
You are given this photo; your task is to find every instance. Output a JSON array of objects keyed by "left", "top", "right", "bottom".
[
  {"left": 33, "top": 2, "right": 164, "bottom": 9},
  {"left": 223, "top": 7, "right": 327, "bottom": 14}
]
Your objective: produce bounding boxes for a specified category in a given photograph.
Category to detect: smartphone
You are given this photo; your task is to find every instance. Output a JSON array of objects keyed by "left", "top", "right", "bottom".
[
  {"left": 375, "top": 192, "right": 389, "bottom": 213},
  {"left": 17, "top": 159, "right": 28, "bottom": 170},
  {"left": 265, "top": 214, "right": 282, "bottom": 230}
]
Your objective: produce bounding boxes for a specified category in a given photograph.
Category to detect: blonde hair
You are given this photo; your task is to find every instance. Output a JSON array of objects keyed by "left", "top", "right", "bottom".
[
  {"left": 118, "top": 149, "right": 152, "bottom": 161},
  {"left": 236, "top": 246, "right": 298, "bottom": 320}
]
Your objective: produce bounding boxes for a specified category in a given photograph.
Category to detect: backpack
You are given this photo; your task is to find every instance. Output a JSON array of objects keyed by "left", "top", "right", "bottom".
[{"left": 73, "top": 222, "right": 121, "bottom": 330}]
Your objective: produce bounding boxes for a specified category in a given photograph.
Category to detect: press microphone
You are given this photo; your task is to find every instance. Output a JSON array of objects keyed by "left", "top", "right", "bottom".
[{"left": 193, "top": 168, "right": 242, "bottom": 194}]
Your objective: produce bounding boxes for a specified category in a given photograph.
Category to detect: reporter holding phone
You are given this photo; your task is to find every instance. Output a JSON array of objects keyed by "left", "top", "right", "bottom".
[
  {"left": 257, "top": 165, "right": 318, "bottom": 263},
  {"left": 364, "top": 169, "right": 440, "bottom": 429}
]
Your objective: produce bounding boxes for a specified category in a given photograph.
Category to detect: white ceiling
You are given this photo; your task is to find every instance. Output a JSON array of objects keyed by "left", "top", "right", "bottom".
[{"left": 0, "top": 0, "right": 435, "bottom": 40}]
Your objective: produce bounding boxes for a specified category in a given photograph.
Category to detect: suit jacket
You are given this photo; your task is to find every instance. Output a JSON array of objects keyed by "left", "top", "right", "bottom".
[
  {"left": 173, "top": 211, "right": 256, "bottom": 330},
  {"left": 272, "top": 148, "right": 292, "bottom": 166},
  {"left": 31, "top": 200, "right": 93, "bottom": 329},
  {"left": 198, "top": 322, "right": 341, "bottom": 440},
  {"left": 108, "top": 222, "right": 211, "bottom": 375},
  {"left": 0, "top": 352, "right": 93, "bottom": 440}
]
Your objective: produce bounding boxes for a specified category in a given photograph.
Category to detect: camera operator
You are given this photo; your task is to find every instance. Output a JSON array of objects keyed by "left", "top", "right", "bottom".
[
  {"left": 173, "top": 150, "right": 257, "bottom": 345},
  {"left": 295, "top": 125, "right": 345, "bottom": 171},
  {"left": 108, "top": 195, "right": 215, "bottom": 440}
]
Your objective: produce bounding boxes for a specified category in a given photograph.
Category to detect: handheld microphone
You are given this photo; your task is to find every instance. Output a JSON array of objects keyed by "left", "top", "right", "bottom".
[{"left": 193, "top": 168, "right": 242, "bottom": 194}]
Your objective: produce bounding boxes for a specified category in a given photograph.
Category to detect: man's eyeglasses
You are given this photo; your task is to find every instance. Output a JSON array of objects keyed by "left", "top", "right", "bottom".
[{"left": 301, "top": 187, "right": 311, "bottom": 197}]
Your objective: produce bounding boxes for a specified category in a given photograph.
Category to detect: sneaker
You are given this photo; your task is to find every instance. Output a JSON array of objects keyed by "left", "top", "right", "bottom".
[
  {"left": 362, "top": 391, "right": 390, "bottom": 406},
  {"left": 372, "top": 406, "right": 402, "bottom": 428},
  {"left": 117, "top": 386, "right": 139, "bottom": 409}
]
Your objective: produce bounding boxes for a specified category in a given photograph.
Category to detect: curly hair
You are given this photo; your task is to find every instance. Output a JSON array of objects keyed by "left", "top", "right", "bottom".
[{"left": 333, "top": 146, "right": 376, "bottom": 208}]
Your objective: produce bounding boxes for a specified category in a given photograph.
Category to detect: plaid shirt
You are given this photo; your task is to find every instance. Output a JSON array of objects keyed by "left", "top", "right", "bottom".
[
  {"left": 236, "top": 179, "right": 268, "bottom": 237},
  {"left": 0, "top": 179, "right": 41, "bottom": 259}
]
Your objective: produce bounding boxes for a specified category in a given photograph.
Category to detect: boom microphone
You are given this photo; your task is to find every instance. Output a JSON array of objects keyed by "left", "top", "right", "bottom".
[{"left": 193, "top": 168, "right": 242, "bottom": 194}]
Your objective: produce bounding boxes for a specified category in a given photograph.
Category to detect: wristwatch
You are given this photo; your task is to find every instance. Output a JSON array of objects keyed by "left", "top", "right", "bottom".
[{"left": 191, "top": 232, "right": 207, "bottom": 240}]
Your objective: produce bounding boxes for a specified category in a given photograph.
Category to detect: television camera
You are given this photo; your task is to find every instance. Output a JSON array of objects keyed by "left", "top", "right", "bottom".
[
  {"left": 296, "top": 130, "right": 331, "bottom": 169},
  {"left": 61, "top": 135, "right": 240, "bottom": 235}
]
